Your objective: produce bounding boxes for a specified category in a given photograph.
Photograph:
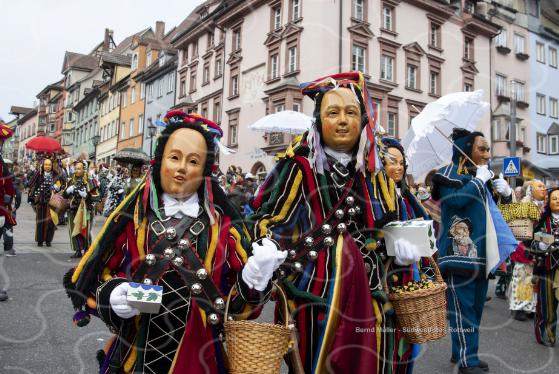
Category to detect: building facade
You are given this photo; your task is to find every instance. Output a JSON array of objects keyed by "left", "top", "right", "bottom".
[
  {"left": 17, "top": 108, "right": 38, "bottom": 163},
  {"left": 72, "top": 86, "right": 100, "bottom": 158},
  {"left": 171, "top": 0, "right": 500, "bottom": 178}
]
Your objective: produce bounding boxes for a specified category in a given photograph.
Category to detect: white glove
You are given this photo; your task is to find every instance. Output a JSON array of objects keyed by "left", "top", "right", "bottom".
[
  {"left": 109, "top": 283, "right": 140, "bottom": 319},
  {"left": 394, "top": 238, "right": 421, "bottom": 266},
  {"left": 242, "top": 257, "right": 262, "bottom": 290},
  {"left": 66, "top": 185, "right": 75, "bottom": 194},
  {"left": 53, "top": 185, "right": 60, "bottom": 192},
  {"left": 243, "top": 240, "right": 288, "bottom": 291},
  {"left": 539, "top": 242, "right": 551, "bottom": 251},
  {"left": 78, "top": 189, "right": 87, "bottom": 198},
  {"left": 0, "top": 216, "right": 5, "bottom": 228},
  {"left": 493, "top": 173, "right": 511, "bottom": 197},
  {"left": 117, "top": 189, "right": 124, "bottom": 194},
  {"left": 475, "top": 165, "right": 492, "bottom": 184}
]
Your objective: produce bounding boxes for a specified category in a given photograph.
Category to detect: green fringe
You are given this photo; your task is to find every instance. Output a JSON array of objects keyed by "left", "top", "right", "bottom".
[{"left": 281, "top": 278, "right": 328, "bottom": 305}]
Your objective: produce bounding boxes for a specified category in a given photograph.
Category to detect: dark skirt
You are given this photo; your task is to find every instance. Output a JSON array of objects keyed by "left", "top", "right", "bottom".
[{"left": 35, "top": 204, "right": 55, "bottom": 243}]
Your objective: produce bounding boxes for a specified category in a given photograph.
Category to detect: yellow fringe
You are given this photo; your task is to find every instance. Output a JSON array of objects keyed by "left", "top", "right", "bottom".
[
  {"left": 204, "top": 224, "right": 220, "bottom": 273},
  {"left": 235, "top": 302, "right": 254, "bottom": 321},
  {"left": 136, "top": 218, "right": 146, "bottom": 261},
  {"left": 379, "top": 174, "right": 395, "bottom": 211},
  {"left": 292, "top": 224, "right": 300, "bottom": 243},
  {"left": 230, "top": 227, "right": 248, "bottom": 264},
  {"left": 199, "top": 307, "right": 207, "bottom": 328},
  {"left": 101, "top": 267, "right": 112, "bottom": 282},
  {"left": 372, "top": 299, "right": 382, "bottom": 374}
]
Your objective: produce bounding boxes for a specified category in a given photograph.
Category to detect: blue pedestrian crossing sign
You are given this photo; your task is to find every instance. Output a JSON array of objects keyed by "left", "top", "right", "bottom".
[{"left": 503, "top": 157, "right": 520, "bottom": 177}]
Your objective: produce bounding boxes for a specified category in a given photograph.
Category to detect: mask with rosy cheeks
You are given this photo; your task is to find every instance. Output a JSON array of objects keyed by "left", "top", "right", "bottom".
[
  {"left": 383, "top": 147, "right": 405, "bottom": 182},
  {"left": 471, "top": 136, "right": 491, "bottom": 166},
  {"left": 74, "top": 163, "right": 84, "bottom": 178},
  {"left": 160, "top": 128, "right": 208, "bottom": 201},
  {"left": 43, "top": 159, "right": 52, "bottom": 172},
  {"left": 131, "top": 166, "right": 141, "bottom": 178},
  {"left": 550, "top": 190, "right": 559, "bottom": 214},
  {"left": 532, "top": 180, "right": 546, "bottom": 201},
  {"left": 320, "top": 88, "right": 362, "bottom": 153}
]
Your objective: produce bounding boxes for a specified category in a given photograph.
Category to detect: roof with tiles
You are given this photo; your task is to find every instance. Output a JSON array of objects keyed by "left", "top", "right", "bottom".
[
  {"left": 65, "top": 52, "right": 99, "bottom": 71},
  {"left": 100, "top": 51, "right": 132, "bottom": 66},
  {"left": 9, "top": 106, "right": 33, "bottom": 115}
]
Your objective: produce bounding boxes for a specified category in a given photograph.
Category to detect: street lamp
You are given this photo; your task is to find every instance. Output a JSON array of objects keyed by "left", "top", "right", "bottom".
[
  {"left": 92, "top": 134, "right": 101, "bottom": 164},
  {"left": 148, "top": 121, "right": 157, "bottom": 159}
]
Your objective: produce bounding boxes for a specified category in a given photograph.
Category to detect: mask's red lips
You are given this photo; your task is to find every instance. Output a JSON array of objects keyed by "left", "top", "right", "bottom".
[{"left": 174, "top": 175, "right": 186, "bottom": 183}]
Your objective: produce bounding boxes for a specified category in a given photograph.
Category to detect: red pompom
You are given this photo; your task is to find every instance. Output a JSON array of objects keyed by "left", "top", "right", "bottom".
[
  {"left": 212, "top": 164, "right": 218, "bottom": 172},
  {"left": 149, "top": 159, "right": 156, "bottom": 165}
]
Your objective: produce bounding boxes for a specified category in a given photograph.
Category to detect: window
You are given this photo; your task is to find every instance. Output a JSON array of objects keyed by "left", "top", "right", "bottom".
[
  {"left": 217, "top": 59, "right": 222, "bottom": 76},
  {"left": 230, "top": 124, "right": 238, "bottom": 144},
  {"left": 121, "top": 122, "right": 126, "bottom": 140},
  {"left": 210, "top": 33, "right": 215, "bottom": 46},
  {"left": 292, "top": 0, "right": 300, "bottom": 20},
  {"left": 495, "top": 75, "right": 506, "bottom": 96},
  {"left": 537, "top": 94, "right": 546, "bottom": 114},
  {"left": 515, "top": 81, "right": 525, "bottom": 102},
  {"left": 194, "top": 42, "right": 198, "bottom": 56},
  {"left": 465, "top": 1, "right": 474, "bottom": 13},
  {"left": 495, "top": 30, "right": 506, "bottom": 47},
  {"left": 235, "top": 31, "right": 241, "bottom": 51},
  {"left": 430, "top": 26, "right": 437, "bottom": 47},
  {"left": 274, "top": 7, "right": 282, "bottom": 29},
  {"left": 289, "top": 46, "right": 297, "bottom": 72},
  {"left": 132, "top": 54, "right": 138, "bottom": 70},
  {"left": 352, "top": 46, "right": 365, "bottom": 73},
  {"left": 147, "top": 51, "right": 152, "bottom": 64},
  {"left": 387, "top": 113, "right": 396, "bottom": 137},
  {"left": 537, "top": 43, "right": 545, "bottom": 63},
  {"left": 131, "top": 86, "right": 136, "bottom": 104},
  {"left": 406, "top": 65, "right": 417, "bottom": 89},
  {"left": 550, "top": 48, "right": 557, "bottom": 68},
  {"left": 129, "top": 119, "right": 134, "bottom": 137},
  {"left": 149, "top": 84, "right": 154, "bottom": 101},
  {"left": 293, "top": 102, "right": 301, "bottom": 112},
  {"left": 275, "top": 104, "right": 285, "bottom": 113},
  {"left": 140, "top": 82, "right": 146, "bottom": 100},
  {"left": 205, "top": 67, "right": 210, "bottom": 83},
  {"left": 123, "top": 91, "right": 127, "bottom": 108},
  {"left": 271, "top": 55, "right": 279, "bottom": 79},
  {"left": 521, "top": 127, "right": 526, "bottom": 143},
  {"left": 537, "top": 134, "right": 546, "bottom": 153},
  {"left": 382, "top": 7, "right": 392, "bottom": 31},
  {"left": 514, "top": 34, "right": 524, "bottom": 54},
  {"left": 528, "top": 0, "right": 539, "bottom": 17},
  {"left": 381, "top": 56, "right": 394, "bottom": 81},
  {"left": 158, "top": 79, "right": 164, "bottom": 97},
  {"left": 232, "top": 76, "right": 238, "bottom": 95},
  {"left": 191, "top": 74, "right": 196, "bottom": 91},
  {"left": 181, "top": 81, "right": 186, "bottom": 96},
  {"left": 494, "top": 119, "right": 503, "bottom": 140},
  {"left": 550, "top": 135, "right": 559, "bottom": 154},
  {"left": 168, "top": 73, "right": 175, "bottom": 93},
  {"left": 465, "top": 39, "right": 472, "bottom": 60},
  {"left": 430, "top": 72, "right": 438, "bottom": 95},
  {"left": 551, "top": 98, "right": 558, "bottom": 118},
  {"left": 138, "top": 115, "right": 143, "bottom": 134},
  {"left": 464, "top": 84, "right": 472, "bottom": 92},
  {"left": 109, "top": 97, "right": 113, "bottom": 111},
  {"left": 215, "top": 103, "right": 220, "bottom": 123},
  {"left": 354, "top": 0, "right": 363, "bottom": 21}
]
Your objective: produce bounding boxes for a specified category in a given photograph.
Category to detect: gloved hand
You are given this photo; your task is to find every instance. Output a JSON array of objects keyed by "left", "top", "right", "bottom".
[
  {"left": 78, "top": 189, "right": 87, "bottom": 198},
  {"left": 53, "top": 185, "right": 60, "bottom": 192},
  {"left": 242, "top": 240, "right": 288, "bottom": 291},
  {"left": 109, "top": 283, "right": 140, "bottom": 319},
  {"left": 117, "top": 189, "right": 124, "bottom": 194},
  {"left": 475, "top": 165, "right": 492, "bottom": 184},
  {"left": 0, "top": 216, "right": 5, "bottom": 229},
  {"left": 539, "top": 242, "right": 551, "bottom": 251},
  {"left": 242, "top": 257, "right": 262, "bottom": 290},
  {"left": 493, "top": 173, "right": 511, "bottom": 197},
  {"left": 394, "top": 238, "right": 421, "bottom": 266},
  {"left": 66, "top": 185, "right": 75, "bottom": 194}
]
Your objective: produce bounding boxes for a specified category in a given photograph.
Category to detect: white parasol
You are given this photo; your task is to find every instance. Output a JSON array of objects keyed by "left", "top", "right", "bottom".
[
  {"left": 3, "top": 159, "right": 12, "bottom": 164},
  {"left": 402, "top": 89, "right": 490, "bottom": 180},
  {"left": 248, "top": 110, "right": 313, "bottom": 134}
]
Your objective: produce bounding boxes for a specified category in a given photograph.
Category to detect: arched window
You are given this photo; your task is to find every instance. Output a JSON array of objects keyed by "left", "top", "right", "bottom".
[{"left": 132, "top": 54, "right": 138, "bottom": 71}]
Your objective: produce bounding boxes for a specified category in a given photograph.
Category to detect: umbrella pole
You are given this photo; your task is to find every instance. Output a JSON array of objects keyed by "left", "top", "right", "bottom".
[{"left": 411, "top": 105, "right": 480, "bottom": 169}]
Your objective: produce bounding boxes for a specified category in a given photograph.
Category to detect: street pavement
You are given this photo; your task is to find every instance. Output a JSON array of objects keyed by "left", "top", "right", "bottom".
[{"left": 0, "top": 197, "right": 558, "bottom": 373}]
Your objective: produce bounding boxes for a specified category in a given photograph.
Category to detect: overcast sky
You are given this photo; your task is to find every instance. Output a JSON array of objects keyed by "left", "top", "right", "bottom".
[{"left": 0, "top": 0, "right": 205, "bottom": 123}]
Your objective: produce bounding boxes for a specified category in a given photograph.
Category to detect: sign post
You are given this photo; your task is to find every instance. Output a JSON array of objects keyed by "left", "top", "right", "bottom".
[{"left": 503, "top": 157, "right": 521, "bottom": 178}]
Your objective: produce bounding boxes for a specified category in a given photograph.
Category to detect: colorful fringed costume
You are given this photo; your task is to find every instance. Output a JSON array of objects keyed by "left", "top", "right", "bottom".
[
  {"left": 64, "top": 112, "right": 267, "bottom": 374},
  {"left": 63, "top": 163, "right": 100, "bottom": 254}
]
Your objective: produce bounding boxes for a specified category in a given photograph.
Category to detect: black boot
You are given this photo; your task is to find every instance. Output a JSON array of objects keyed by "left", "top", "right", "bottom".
[
  {"left": 512, "top": 310, "right": 528, "bottom": 321},
  {"left": 46, "top": 242, "right": 51, "bottom": 247},
  {"left": 70, "top": 251, "right": 82, "bottom": 259},
  {"left": 451, "top": 355, "right": 489, "bottom": 372},
  {"left": 37, "top": 242, "right": 43, "bottom": 247}
]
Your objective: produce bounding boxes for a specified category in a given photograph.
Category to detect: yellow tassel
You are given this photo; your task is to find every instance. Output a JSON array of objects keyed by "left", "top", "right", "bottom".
[
  {"left": 204, "top": 224, "right": 220, "bottom": 273},
  {"left": 379, "top": 174, "right": 395, "bottom": 211},
  {"left": 372, "top": 299, "right": 382, "bottom": 374},
  {"left": 136, "top": 218, "right": 146, "bottom": 261},
  {"left": 199, "top": 307, "right": 207, "bottom": 328}
]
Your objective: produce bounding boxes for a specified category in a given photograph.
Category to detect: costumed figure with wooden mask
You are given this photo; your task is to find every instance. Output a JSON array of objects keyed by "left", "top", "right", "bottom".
[
  {"left": 530, "top": 187, "right": 559, "bottom": 347},
  {"left": 63, "top": 157, "right": 100, "bottom": 259},
  {"left": 103, "top": 165, "right": 125, "bottom": 217},
  {"left": 63, "top": 111, "right": 285, "bottom": 374},
  {"left": 0, "top": 122, "right": 17, "bottom": 256},
  {"left": 28, "top": 155, "right": 62, "bottom": 247},
  {"left": 124, "top": 164, "right": 143, "bottom": 198},
  {"left": 248, "top": 72, "right": 429, "bottom": 374}
]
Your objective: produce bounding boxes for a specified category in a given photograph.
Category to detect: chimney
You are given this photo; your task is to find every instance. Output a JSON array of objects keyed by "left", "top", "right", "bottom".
[
  {"left": 156, "top": 21, "right": 165, "bottom": 40},
  {"left": 33, "top": 101, "right": 37, "bottom": 108},
  {"left": 103, "top": 28, "right": 110, "bottom": 51}
]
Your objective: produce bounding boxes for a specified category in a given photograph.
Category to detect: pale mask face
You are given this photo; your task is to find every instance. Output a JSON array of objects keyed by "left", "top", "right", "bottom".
[
  {"left": 550, "top": 190, "right": 559, "bottom": 214},
  {"left": 160, "top": 128, "right": 208, "bottom": 201},
  {"left": 43, "top": 159, "right": 52, "bottom": 172},
  {"left": 131, "top": 166, "right": 141, "bottom": 178},
  {"left": 532, "top": 180, "right": 546, "bottom": 201},
  {"left": 320, "top": 87, "right": 362, "bottom": 153},
  {"left": 383, "top": 147, "right": 404, "bottom": 183},
  {"left": 75, "top": 163, "right": 84, "bottom": 178}
]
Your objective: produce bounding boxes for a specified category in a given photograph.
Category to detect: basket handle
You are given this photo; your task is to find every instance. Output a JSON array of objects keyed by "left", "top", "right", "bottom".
[
  {"left": 224, "top": 280, "right": 289, "bottom": 328},
  {"left": 382, "top": 256, "right": 443, "bottom": 295}
]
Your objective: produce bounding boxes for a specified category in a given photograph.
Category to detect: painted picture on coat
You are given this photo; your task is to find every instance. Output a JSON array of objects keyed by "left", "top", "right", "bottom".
[{"left": 447, "top": 215, "right": 478, "bottom": 258}]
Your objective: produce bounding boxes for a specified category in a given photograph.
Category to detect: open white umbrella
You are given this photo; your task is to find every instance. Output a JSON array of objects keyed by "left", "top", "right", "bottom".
[
  {"left": 3, "top": 159, "right": 12, "bottom": 164},
  {"left": 248, "top": 110, "right": 313, "bottom": 134},
  {"left": 402, "top": 89, "right": 490, "bottom": 180}
]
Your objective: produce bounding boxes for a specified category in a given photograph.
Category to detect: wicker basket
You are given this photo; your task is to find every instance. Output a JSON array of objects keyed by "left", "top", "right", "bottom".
[
  {"left": 95, "top": 198, "right": 106, "bottom": 213},
  {"left": 47, "top": 191, "right": 69, "bottom": 216},
  {"left": 383, "top": 257, "right": 447, "bottom": 344},
  {"left": 507, "top": 218, "right": 532, "bottom": 241},
  {"left": 224, "top": 281, "right": 292, "bottom": 374}
]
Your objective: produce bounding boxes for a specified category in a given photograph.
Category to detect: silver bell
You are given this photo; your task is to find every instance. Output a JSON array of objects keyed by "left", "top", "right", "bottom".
[
  {"left": 278, "top": 269, "right": 286, "bottom": 278},
  {"left": 308, "top": 250, "right": 318, "bottom": 260},
  {"left": 354, "top": 206, "right": 361, "bottom": 215},
  {"left": 347, "top": 208, "right": 356, "bottom": 217},
  {"left": 292, "top": 262, "right": 303, "bottom": 272},
  {"left": 288, "top": 249, "right": 297, "bottom": 259},
  {"left": 172, "top": 256, "right": 184, "bottom": 267},
  {"left": 207, "top": 313, "right": 220, "bottom": 325},
  {"left": 321, "top": 224, "right": 332, "bottom": 234},
  {"left": 323, "top": 236, "right": 334, "bottom": 246},
  {"left": 345, "top": 196, "right": 355, "bottom": 206},
  {"left": 178, "top": 239, "right": 189, "bottom": 251},
  {"left": 145, "top": 254, "right": 157, "bottom": 266},
  {"left": 214, "top": 298, "right": 225, "bottom": 309},
  {"left": 191, "top": 283, "right": 202, "bottom": 294},
  {"left": 165, "top": 227, "right": 177, "bottom": 240},
  {"left": 304, "top": 237, "right": 314, "bottom": 247},
  {"left": 335, "top": 209, "right": 345, "bottom": 219},
  {"left": 143, "top": 278, "right": 153, "bottom": 285},
  {"left": 164, "top": 248, "right": 175, "bottom": 259},
  {"left": 337, "top": 223, "right": 347, "bottom": 233},
  {"left": 227, "top": 315, "right": 235, "bottom": 321},
  {"left": 196, "top": 268, "right": 208, "bottom": 280},
  {"left": 365, "top": 263, "right": 372, "bottom": 273}
]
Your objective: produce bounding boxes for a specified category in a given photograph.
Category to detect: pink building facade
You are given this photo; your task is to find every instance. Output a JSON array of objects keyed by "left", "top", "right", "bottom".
[{"left": 172, "top": 0, "right": 500, "bottom": 178}]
